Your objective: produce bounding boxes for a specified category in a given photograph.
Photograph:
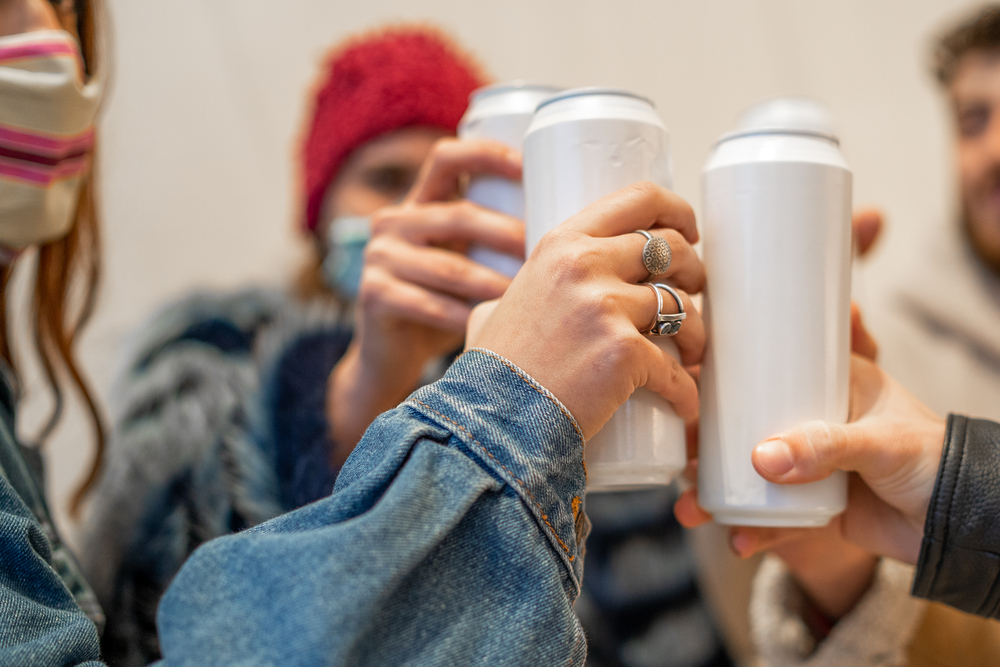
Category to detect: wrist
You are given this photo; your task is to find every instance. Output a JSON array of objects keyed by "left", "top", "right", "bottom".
[
  {"left": 327, "top": 343, "right": 425, "bottom": 459},
  {"left": 787, "top": 548, "right": 878, "bottom": 622},
  {"left": 752, "top": 554, "right": 925, "bottom": 666}
]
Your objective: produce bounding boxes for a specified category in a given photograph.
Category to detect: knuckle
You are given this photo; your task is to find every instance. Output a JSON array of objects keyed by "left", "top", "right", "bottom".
[
  {"left": 602, "top": 330, "right": 642, "bottom": 371},
  {"left": 666, "top": 356, "right": 685, "bottom": 385},
  {"left": 450, "top": 200, "right": 478, "bottom": 225},
  {"left": 356, "top": 267, "right": 390, "bottom": 311},
  {"left": 577, "top": 284, "right": 620, "bottom": 321},
  {"left": 437, "top": 257, "right": 473, "bottom": 286},
  {"left": 431, "top": 137, "right": 459, "bottom": 160},
  {"left": 626, "top": 180, "right": 661, "bottom": 200},
  {"left": 799, "top": 420, "right": 844, "bottom": 464},
  {"left": 678, "top": 197, "right": 696, "bottom": 221},
  {"left": 663, "top": 229, "right": 684, "bottom": 253},
  {"left": 532, "top": 230, "right": 562, "bottom": 258},
  {"left": 369, "top": 207, "right": 400, "bottom": 236},
  {"left": 363, "top": 236, "right": 393, "bottom": 265},
  {"left": 545, "top": 239, "right": 603, "bottom": 284}
]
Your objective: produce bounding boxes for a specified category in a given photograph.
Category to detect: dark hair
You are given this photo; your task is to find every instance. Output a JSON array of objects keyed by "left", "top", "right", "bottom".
[{"left": 934, "top": 5, "right": 1000, "bottom": 86}]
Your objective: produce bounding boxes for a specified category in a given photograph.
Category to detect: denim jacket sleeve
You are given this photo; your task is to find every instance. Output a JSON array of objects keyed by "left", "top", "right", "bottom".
[
  {"left": 156, "top": 349, "right": 590, "bottom": 666},
  {"left": 0, "top": 430, "right": 103, "bottom": 666}
]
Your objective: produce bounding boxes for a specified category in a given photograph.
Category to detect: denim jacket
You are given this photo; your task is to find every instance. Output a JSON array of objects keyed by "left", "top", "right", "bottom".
[
  {"left": 155, "top": 348, "right": 590, "bottom": 665},
  {"left": 0, "top": 364, "right": 103, "bottom": 666}
]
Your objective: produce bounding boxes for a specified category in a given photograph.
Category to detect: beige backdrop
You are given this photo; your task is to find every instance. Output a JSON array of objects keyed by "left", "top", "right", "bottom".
[{"left": 21, "top": 0, "right": 979, "bottom": 541}]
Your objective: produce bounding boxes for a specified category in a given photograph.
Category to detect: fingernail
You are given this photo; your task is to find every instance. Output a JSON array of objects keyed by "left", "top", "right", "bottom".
[
  {"left": 755, "top": 439, "right": 794, "bottom": 476},
  {"left": 729, "top": 532, "right": 752, "bottom": 558}
]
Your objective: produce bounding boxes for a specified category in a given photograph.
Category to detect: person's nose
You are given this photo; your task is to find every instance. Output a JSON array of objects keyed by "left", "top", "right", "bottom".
[{"left": 984, "top": 114, "right": 1000, "bottom": 163}]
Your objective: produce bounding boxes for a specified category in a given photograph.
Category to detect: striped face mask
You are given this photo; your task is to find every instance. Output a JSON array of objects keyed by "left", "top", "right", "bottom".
[{"left": 0, "top": 30, "right": 101, "bottom": 256}]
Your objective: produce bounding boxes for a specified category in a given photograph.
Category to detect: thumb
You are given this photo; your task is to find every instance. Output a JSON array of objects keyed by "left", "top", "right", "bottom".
[{"left": 751, "top": 420, "right": 889, "bottom": 484}]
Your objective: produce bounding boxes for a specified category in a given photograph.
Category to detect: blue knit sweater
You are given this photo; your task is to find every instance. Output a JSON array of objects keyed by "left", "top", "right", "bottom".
[{"left": 79, "top": 289, "right": 350, "bottom": 666}]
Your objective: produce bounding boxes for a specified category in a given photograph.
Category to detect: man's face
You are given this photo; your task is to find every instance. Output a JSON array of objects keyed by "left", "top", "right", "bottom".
[
  {"left": 952, "top": 50, "right": 1000, "bottom": 271},
  {"left": 319, "top": 126, "right": 446, "bottom": 226}
]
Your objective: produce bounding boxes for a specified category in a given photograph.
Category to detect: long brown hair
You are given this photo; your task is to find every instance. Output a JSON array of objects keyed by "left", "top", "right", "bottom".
[
  {"left": 41, "top": 175, "right": 105, "bottom": 519},
  {"left": 0, "top": 169, "right": 104, "bottom": 519},
  {"left": 0, "top": 0, "right": 108, "bottom": 518}
]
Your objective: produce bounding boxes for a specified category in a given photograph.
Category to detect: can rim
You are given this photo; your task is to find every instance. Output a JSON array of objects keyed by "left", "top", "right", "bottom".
[
  {"left": 716, "top": 127, "right": 840, "bottom": 146},
  {"left": 469, "top": 80, "right": 563, "bottom": 103},
  {"left": 535, "top": 87, "right": 655, "bottom": 111}
]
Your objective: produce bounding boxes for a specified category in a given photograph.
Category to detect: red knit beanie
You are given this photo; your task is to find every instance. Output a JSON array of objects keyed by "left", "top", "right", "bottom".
[{"left": 301, "top": 26, "right": 487, "bottom": 233}]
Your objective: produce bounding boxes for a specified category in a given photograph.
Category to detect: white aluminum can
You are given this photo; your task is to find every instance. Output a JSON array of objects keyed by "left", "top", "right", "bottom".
[
  {"left": 698, "top": 125, "right": 851, "bottom": 526},
  {"left": 459, "top": 82, "right": 560, "bottom": 278},
  {"left": 523, "top": 88, "right": 683, "bottom": 492}
]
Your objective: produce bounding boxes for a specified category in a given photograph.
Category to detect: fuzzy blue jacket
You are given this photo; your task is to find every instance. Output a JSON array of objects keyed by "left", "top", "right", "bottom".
[{"left": 78, "top": 289, "right": 351, "bottom": 666}]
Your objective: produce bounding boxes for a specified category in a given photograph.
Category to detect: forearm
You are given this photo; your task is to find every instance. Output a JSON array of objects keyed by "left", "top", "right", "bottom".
[
  {"left": 777, "top": 537, "right": 878, "bottom": 622},
  {"left": 159, "top": 349, "right": 589, "bottom": 666},
  {"left": 327, "top": 340, "right": 431, "bottom": 460}
]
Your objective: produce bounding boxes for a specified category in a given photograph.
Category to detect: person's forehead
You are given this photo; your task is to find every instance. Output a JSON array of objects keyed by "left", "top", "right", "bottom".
[
  {"left": 349, "top": 127, "right": 448, "bottom": 169},
  {"left": 951, "top": 50, "right": 1000, "bottom": 102}
]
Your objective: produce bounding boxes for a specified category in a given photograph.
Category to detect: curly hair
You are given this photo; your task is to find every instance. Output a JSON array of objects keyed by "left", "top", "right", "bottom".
[{"left": 933, "top": 5, "right": 1000, "bottom": 86}]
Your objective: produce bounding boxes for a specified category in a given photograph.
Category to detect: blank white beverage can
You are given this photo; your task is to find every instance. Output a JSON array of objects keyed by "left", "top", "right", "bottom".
[
  {"left": 698, "top": 124, "right": 851, "bottom": 526},
  {"left": 523, "top": 87, "right": 684, "bottom": 492},
  {"left": 459, "top": 82, "right": 561, "bottom": 278}
]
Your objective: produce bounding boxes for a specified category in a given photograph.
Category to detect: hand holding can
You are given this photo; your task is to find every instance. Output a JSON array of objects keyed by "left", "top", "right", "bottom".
[
  {"left": 458, "top": 82, "right": 560, "bottom": 277},
  {"left": 523, "top": 88, "right": 692, "bottom": 492}
]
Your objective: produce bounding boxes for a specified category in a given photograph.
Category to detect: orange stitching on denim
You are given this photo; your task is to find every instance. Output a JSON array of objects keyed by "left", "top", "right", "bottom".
[{"left": 412, "top": 399, "right": 576, "bottom": 562}]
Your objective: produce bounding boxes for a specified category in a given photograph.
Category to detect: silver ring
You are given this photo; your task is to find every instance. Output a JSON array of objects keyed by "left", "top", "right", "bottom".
[
  {"left": 633, "top": 229, "right": 672, "bottom": 279},
  {"left": 645, "top": 282, "right": 686, "bottom": 336},
  {"left": 641, "top": 282, "right": 663, "bottom": 334}
]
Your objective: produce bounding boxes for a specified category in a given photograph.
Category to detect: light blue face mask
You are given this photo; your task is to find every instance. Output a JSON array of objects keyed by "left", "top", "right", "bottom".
[{"left": 322, "top": 215, "right": 371, "bottom": 299}]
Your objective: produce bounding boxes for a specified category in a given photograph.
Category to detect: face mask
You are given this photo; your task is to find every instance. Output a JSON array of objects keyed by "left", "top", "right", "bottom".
[
  {"left": 322, "top": 215, "right": 371, "bottom": 299},
  {"left": 0, "top": 30, "right": 102, "bottom": 253}
]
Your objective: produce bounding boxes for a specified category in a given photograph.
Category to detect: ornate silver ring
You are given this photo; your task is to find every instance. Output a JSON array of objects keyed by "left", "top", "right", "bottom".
[
  {"left": 633, "top": 229, "right": 672, "bottom": 279},
  {"left": 642, "top": 282, "right": 686, "bottom": 336}
]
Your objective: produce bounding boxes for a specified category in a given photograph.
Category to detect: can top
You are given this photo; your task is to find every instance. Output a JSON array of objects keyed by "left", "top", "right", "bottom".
[
  {"left": 535, "top": 87, "right": 655, "bottom": 112},
  {"left": 736, "top": 96, "right": 837, "bottom": 137},
  {"left": 716, "top": 127, "right": 840, "bottom": 146},
  {"left": 468, "top": 80, "right": 562, "bottom": 103}
]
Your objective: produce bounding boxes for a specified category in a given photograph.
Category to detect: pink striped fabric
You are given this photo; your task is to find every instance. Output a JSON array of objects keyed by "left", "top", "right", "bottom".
[
  {"left": 0, "top": 153, "right": 91, "bottom": 186},
  {"left": 0, "top": 123, "right": 94, "bottom": 186},
  {"left": 0, "top": 38, "right": 77, "bottom": 64},
  {"left": 0, "top": 123, "right": 94, "bottom": 156},
  {"left": 0, "top": 34, "right": 94, "bottom": 187}
]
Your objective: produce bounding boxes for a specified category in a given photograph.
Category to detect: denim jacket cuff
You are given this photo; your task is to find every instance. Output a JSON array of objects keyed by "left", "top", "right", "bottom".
[{"left": 405, "top": 348, "right": 587, "bottom": 589}]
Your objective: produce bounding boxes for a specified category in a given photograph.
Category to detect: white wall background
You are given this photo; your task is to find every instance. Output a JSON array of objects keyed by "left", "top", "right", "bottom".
[{"left": 24, "top": 0, "right": 979, "bottom": 541}]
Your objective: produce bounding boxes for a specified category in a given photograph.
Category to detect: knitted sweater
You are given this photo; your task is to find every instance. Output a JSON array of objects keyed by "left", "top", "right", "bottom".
[{"left": 78, "top": 288, "right": 350, "bottom": 666}]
